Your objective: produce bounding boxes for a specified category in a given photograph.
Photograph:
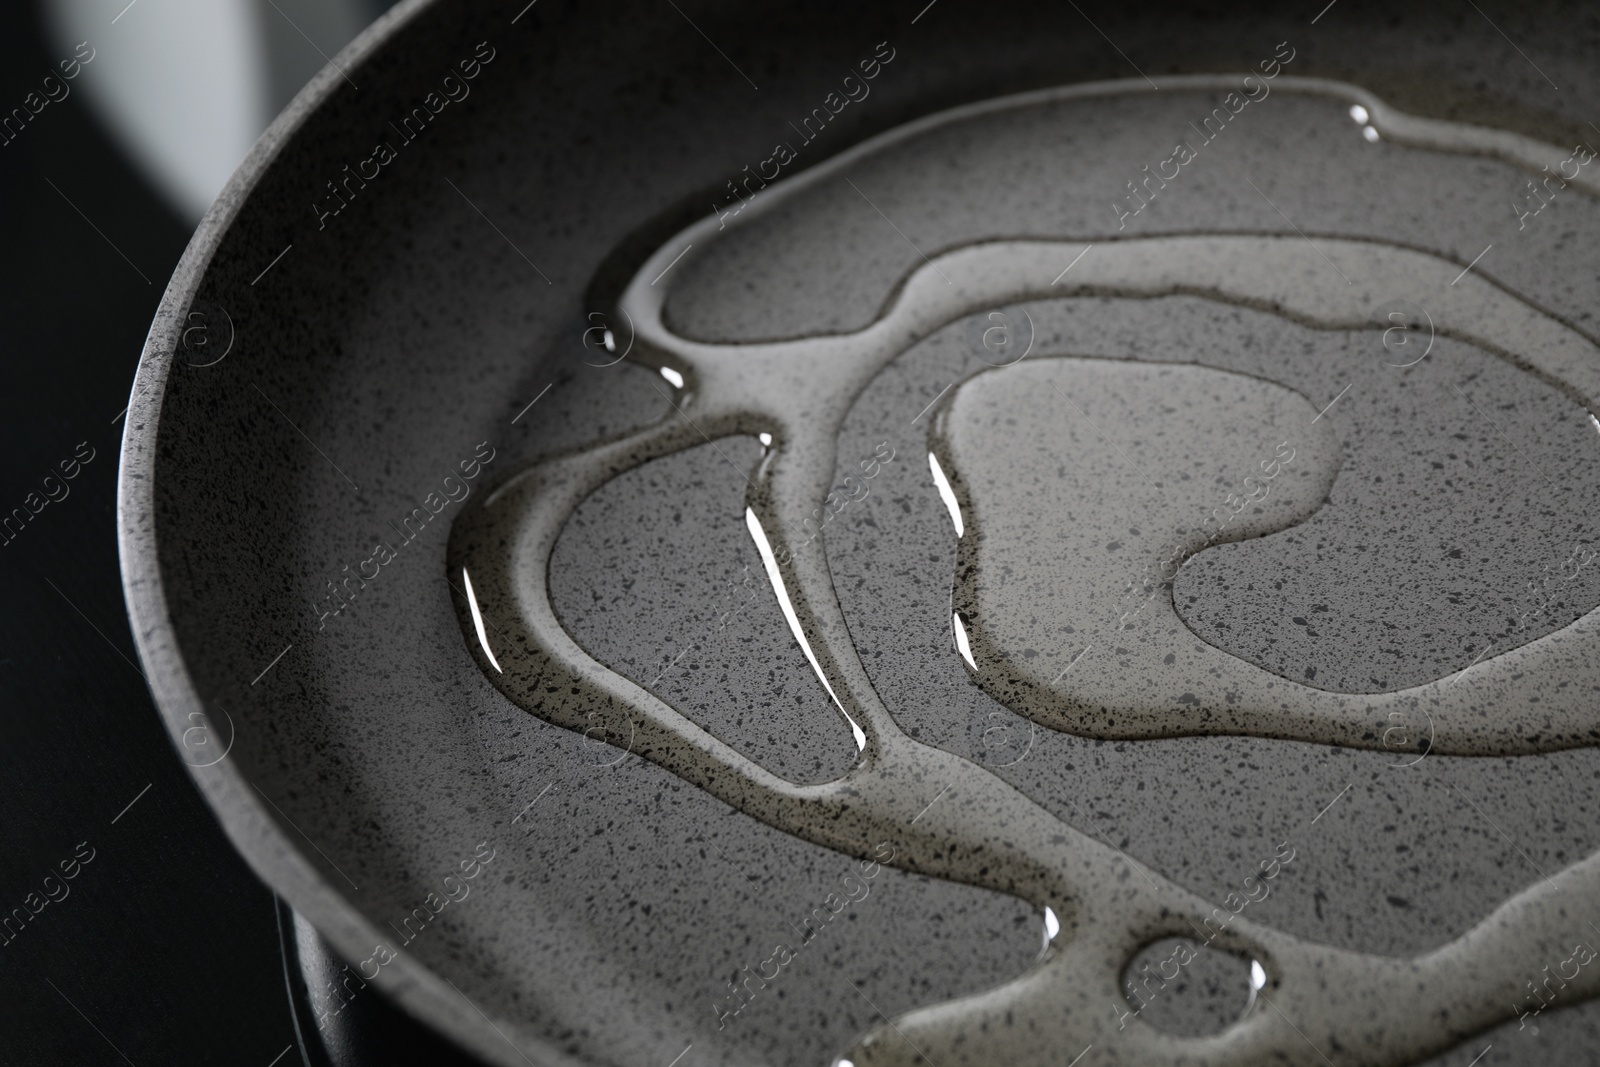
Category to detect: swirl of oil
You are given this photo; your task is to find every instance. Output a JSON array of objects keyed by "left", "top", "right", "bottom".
[{"left": 449, "top": 80, "right": 1600, "bottom": 1067}]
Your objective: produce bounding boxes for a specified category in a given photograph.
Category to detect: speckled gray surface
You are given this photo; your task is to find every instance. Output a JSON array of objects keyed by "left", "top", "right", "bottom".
[
  {"left": 115, "top": 1, "right": 1600, "bottom": 1065},
  {"left": 455, "top": 197, "right": 1600, "bottom": 1067},
  {"left": 1122, "top": 936, "right": 1256, "bottom": 1037},
  {"left": 836, "top": 289, "right": 1600, "bottom": 961},
  {"left": 549, "top": 437, "right": 861, "bottom": 785},
  {"left": 913, "top": 304, "right": 1599, "bottom": 694}
]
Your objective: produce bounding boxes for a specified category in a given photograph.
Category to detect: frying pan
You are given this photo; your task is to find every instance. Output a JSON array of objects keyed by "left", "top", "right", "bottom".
[{"left": 118, "top": 1, "right": 1600, "bottom": 1064}]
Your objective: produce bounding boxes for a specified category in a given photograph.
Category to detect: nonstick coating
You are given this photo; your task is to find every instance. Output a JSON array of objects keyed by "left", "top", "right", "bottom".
[{"left": 118, "top": 2, "right": 1600, "bottom": 1064}]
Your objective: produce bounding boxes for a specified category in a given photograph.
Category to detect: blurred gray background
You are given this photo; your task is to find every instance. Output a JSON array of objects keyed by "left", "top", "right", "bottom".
[{"left": 44, "top": 0, "right": 393, "bottom": 222}]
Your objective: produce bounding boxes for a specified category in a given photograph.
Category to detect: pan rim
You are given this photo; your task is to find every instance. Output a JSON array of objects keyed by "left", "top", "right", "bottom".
[{"left": 110, "top": 2, "right": 588, "bottom": 1064}]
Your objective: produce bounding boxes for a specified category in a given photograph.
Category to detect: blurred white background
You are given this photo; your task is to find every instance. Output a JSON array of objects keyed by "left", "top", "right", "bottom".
[{"left": 44, "top": 0, "right": 392, "bottom": 223}]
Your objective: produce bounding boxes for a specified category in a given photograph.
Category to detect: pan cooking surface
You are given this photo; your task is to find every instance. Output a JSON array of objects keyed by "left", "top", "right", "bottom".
[{"left": 120, "top": 3, "right": 1600, "bottom": 1064}]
